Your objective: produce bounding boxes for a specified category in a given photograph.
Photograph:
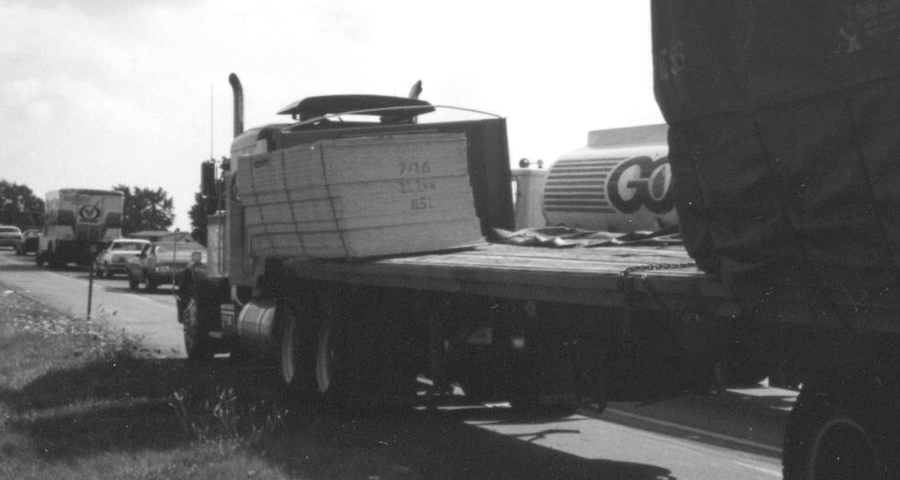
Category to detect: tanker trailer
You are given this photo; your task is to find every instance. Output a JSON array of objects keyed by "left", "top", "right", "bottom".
[{"left": 513, "top": 124, "right": 678, "bottom": 232}]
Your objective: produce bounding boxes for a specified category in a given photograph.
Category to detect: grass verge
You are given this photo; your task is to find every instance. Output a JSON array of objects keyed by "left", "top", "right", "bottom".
[{"left": 0, "top": 288, "right": 421, "bottom": 480}]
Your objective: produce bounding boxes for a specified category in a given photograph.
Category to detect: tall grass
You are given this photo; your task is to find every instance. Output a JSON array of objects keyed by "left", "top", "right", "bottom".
[
  {"left": 170, "top": 385, "right": 287, "bottom": 455},
  {"left": 0, "top": 291, "right": 295, "bottom": 480}
]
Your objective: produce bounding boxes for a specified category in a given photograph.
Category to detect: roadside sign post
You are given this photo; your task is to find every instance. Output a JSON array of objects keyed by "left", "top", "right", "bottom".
[{"left": 87, "top": 243, "right": 100, "bottom": 324}]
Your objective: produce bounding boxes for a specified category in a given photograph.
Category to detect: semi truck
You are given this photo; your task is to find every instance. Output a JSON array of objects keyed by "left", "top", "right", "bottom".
[
  {"left": 37, "top": 189, "right": 124, "bottom": 268},
  {"left": 179, "top": 74, "right": 735, "bottom": 416}
]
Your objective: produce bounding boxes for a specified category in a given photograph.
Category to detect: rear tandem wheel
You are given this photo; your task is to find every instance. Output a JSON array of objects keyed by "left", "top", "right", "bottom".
[{"left": 782, "top": 371, "right": 900, "bottom": 480}]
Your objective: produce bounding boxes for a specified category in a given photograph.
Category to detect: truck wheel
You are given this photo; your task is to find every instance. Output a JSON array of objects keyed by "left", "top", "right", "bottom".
[
  {"left": 278, "top": 309, "right": 316, "bottom": 395},
  {"left": 182, "top": 296, "right": 214, "bottom": 362},
  {"left": 36, "top": 253, "right": 45, "bottom": 267},
  {"left": 144, "top": 272, "right": 157, "bottom": 291},
  {"left": 315, "top": 318, "right": 354, "bottom": 405},
  {"left": 128, "top": 275, "right": 139, "bottom": 290},
  {"left": 783, "top": 372, "right": 900, "bottom": 480},
  {"left": 48, "top": 254, "right": 64, "bottom": 269},
  {"left": 315, "top": 314, "right": 418, "bottom": 411}
]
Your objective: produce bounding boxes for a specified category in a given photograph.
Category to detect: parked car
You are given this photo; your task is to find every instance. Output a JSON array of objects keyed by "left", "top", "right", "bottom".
[
  {"left": 0, "top": 225, "right": 22, "bottom": 249},
  {"left": 126, "top": 241, "right": 206, "bottom": 291},
  {"left": 15, "top": 229, "right": 40, "bottom": 255},
  {"left": 94, "top": 238, "right": 151, "bottom": 278}
]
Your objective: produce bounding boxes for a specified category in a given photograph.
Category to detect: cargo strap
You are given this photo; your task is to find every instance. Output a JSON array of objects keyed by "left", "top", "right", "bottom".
[
  {"left": 280, "top": 150, "right": 307, "bottom": 257},
  {"left": 317, "top": 143, "right": 352, "bottom": 258}
]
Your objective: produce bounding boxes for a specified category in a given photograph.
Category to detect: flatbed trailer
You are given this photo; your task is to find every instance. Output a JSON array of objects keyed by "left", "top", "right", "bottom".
[
  {"left": 178, "top": 75, "right": 756, "bottom": 412},
  {"left": 185, "top": 161, "right": 781, "bottom": 407},
  {"left": 284, "top": 243, "right": 729, "bottom": 312}
]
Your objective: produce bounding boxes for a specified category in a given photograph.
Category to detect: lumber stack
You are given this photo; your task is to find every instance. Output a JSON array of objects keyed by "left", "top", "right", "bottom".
[{"left": 236, "top": 133, "right": 484, "bottom": 259}]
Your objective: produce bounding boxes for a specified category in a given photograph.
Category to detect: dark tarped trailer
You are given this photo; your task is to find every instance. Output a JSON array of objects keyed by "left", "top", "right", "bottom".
[{"left": 653, "top": 1, "right": 900, "bottom": 478}]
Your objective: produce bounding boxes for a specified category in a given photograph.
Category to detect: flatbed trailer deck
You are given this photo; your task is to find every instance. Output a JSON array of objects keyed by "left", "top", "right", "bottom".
[{"left": 285, "top": 243, "right": 734, "bottom": 315}]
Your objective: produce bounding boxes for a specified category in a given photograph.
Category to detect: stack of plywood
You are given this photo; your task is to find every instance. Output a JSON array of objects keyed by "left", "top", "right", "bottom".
[{"left": 236, "top": 132, "right": 484, "bottom": 259}]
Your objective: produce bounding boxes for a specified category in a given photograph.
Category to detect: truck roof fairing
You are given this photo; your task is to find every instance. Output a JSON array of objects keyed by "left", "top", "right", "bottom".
[{"left": 277, "top": 94, "right": 435, "bottom": 122}]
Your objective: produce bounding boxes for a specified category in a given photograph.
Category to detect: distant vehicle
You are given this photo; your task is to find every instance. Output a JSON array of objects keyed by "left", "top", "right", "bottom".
[
  {"left": 0, "top": 225, "right": 22, "bottom": 249},
  {"left": 127, "top": 242, "right": 206, "bottom": 291},
  {"left": 15, "top": 229, "right": 39, "bottom": 255},
  {"left": 37, "top": 189, "right": 124, "bottom": 268},
  {"left": 94, "top": 238, "right": 151, "bottom": 278}
]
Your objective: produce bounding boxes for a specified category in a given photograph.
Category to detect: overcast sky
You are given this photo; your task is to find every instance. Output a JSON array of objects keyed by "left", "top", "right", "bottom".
[{"left": 0, "top": 1, "right": 663, "bottom": 231}]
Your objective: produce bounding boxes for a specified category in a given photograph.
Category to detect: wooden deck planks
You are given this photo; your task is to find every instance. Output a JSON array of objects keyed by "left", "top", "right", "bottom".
[{"left": 288, "top": 243, "right": 734, "bottom": 312}]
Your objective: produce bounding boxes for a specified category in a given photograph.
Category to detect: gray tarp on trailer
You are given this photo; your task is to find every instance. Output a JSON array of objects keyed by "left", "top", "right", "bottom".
[{"left": 652, "top": 1, "right": 900, "bottom": 322}]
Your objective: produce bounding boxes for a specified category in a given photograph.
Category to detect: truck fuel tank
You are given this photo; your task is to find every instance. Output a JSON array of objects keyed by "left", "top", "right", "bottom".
[{"left": 236, "top": 299, "right": 277, "bottom": 360}]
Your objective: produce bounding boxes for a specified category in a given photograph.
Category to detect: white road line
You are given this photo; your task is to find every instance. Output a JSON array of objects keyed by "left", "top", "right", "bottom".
[
  {"left": 731, "top": 460, "right": 783, "bottom": 477},
  {"left": 605, "top": 407, "right": 782, "bottom": 455}
]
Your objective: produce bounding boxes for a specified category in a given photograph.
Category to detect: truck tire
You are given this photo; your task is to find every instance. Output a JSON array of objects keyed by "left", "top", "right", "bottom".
[
  {"left": 315, "top": 318, "right": 357, "bottom": 407},
  {"left": 182, "top": 296, "right": 214, "bottom": 362},
  {"left": 48, "top": 253, "right": 64, "bottom": 269},
  {"left": 128, "top": 275, "right": 139, "bottom": 290},
  {"left": 144, "top": 272, "right": 157, "bottom": 291},
  {"left": 783, "top": 371, "right": 900, "bottom": 480},
  {"left": 314, "top": 315, "right": 415, "bottom": 410},
  {"left": 278, "top": 308, "right": 316, "bottom": 395}
]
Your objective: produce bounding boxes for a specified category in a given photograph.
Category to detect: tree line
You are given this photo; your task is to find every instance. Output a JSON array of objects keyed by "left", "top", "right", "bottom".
[{"left": 0, "top": 180, "right": 186, "bottom": 238}]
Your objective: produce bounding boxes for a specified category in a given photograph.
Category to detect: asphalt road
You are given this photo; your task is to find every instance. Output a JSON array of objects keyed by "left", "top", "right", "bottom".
[
  {"left": 0, "top": 248, "right": 793, "bottom": 479},
  {"left": 0, "top": 248, "right": 184, "bottom": 357}
]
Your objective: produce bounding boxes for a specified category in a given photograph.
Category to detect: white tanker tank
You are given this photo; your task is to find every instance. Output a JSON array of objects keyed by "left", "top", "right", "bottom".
[{"left": 512, "top": 124, "right": 678, "bottom": 232}]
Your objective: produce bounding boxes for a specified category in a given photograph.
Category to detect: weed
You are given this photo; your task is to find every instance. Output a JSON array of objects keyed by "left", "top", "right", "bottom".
[{"left": 170, "top": 385, "right": 287, "bottom": 455}]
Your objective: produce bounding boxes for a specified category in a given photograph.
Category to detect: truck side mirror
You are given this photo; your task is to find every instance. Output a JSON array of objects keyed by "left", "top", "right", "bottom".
[
  {"left": 201, "top": 160, "right": 217, "bottom": 199},
  {"left": 201, "top": 160, "right": 220, "bottom": 214}
]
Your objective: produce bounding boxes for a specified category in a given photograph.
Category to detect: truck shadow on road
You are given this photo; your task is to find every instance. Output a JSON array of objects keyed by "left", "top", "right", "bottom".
[{"left": 0, "top": 356, "right": 675, "bottom": 480}]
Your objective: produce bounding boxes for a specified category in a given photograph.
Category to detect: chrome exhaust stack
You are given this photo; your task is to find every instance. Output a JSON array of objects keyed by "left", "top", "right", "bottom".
[{"left": 228, "top": 73, "right": 244, "bottom": 137}]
